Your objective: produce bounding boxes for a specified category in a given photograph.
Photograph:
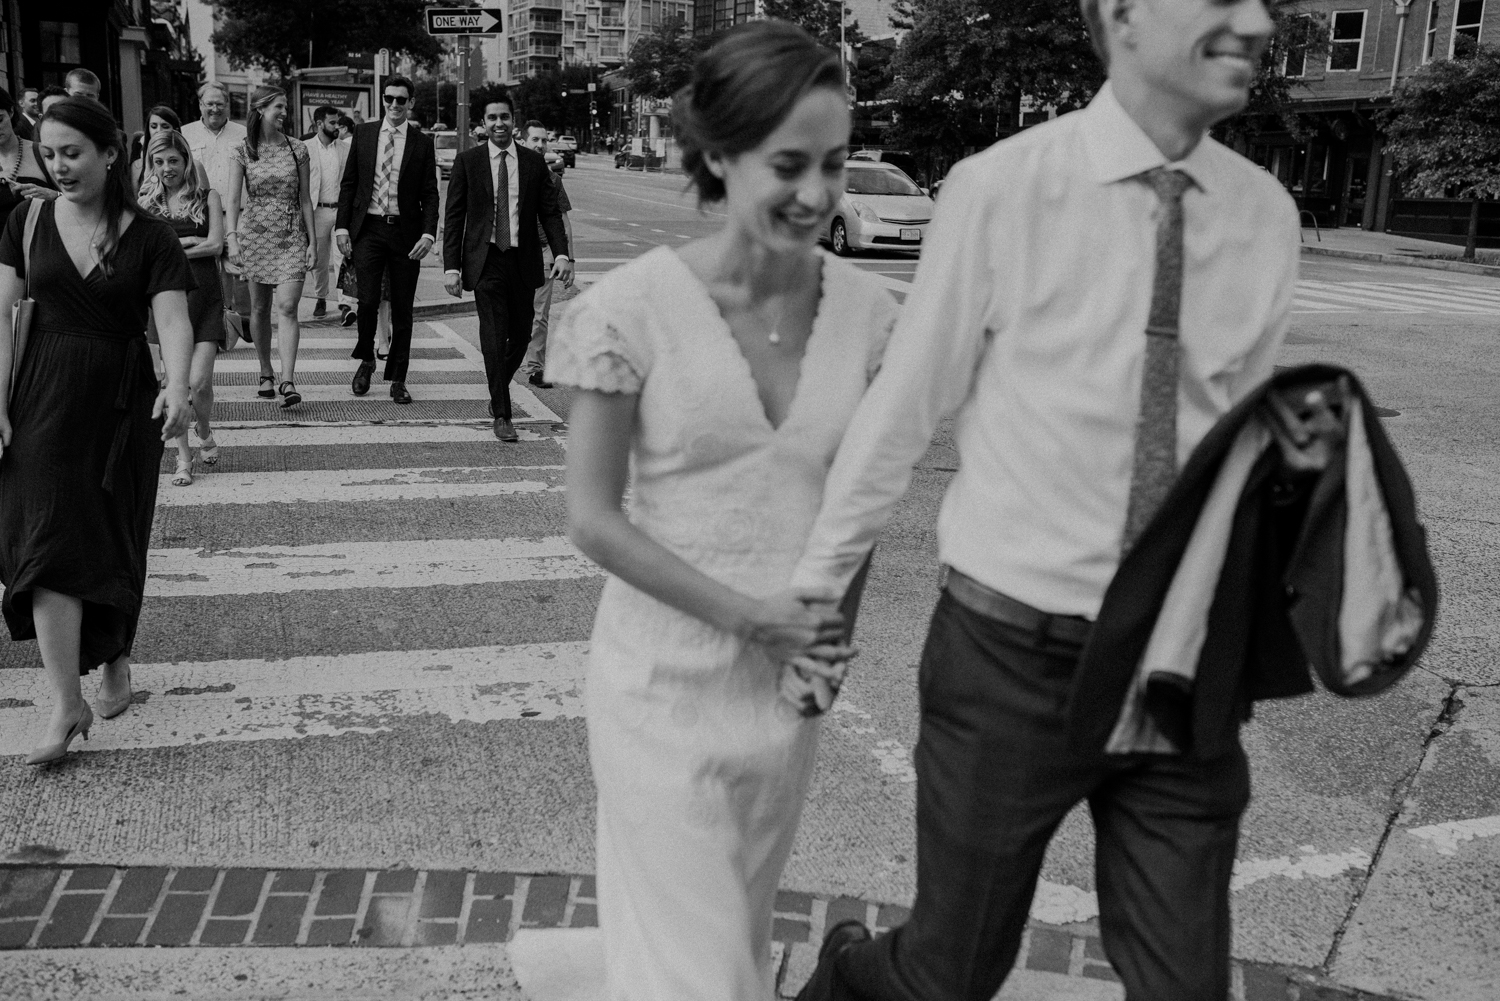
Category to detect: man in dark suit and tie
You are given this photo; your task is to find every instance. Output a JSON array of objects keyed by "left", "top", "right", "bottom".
[
  {"left": 334, "top": 75, "right": 440, "bottom": 405},
  {"left": 443, "top": 92, "right": 572, "bottom": 441}
]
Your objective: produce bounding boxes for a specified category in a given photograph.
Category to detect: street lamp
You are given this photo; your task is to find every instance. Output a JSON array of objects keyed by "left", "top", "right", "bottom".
[{"left": 1390, "top": 0, "right": 1415, "bottom": 91}]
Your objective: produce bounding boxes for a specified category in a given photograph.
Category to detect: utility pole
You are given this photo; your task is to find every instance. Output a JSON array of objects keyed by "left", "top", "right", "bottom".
[{"left": 458, "top": 36, "right": 471, "bottom": 152}]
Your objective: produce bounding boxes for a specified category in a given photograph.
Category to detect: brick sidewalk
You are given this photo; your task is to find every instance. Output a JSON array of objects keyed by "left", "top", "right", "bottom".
[{"left": 0, "top": 865, "right": 1396, "bottom": 999}]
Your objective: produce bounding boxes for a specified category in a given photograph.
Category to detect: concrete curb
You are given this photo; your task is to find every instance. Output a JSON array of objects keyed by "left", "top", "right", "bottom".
[
  {"left": 1301, "top": 244, "right": 1500, "bottom": 278},
  {"left": 0, "top": 865, "right": 1403, "bottom": 1000}
]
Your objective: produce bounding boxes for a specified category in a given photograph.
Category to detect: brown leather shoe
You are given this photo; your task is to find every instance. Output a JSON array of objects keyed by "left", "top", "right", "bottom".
[{"left": 493, "top": 418, "right": 519, "bottom": 442}]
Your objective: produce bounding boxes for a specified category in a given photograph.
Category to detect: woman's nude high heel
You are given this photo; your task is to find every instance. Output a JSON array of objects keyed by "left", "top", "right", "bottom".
[
  {"left": 96, "top": 664, "right": 133, "bottom": 720},
  {"left": 25, "top": 703, "right": 94, "bottom": 765}
]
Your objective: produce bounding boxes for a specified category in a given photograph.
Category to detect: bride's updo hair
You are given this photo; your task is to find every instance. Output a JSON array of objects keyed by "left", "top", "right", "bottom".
[{"left": 673, "top": 20, "right": 844, "bottom": 204}]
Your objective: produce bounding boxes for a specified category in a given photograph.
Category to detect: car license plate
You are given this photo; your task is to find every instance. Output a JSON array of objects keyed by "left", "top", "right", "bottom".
[{"left": 901, "top": 228, "right": 921, "bottom": 242}]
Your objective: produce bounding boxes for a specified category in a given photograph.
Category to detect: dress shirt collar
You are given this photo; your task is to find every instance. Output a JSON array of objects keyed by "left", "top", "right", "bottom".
[
  {"left": 381, "top": 118, "right": 407, "bottom": 137},
  {"left": 489, "top": 139, "right": 514, "bottom": 159},
  {"left": 1080, "top": 81, "right": 1218, "bottom": 193}
]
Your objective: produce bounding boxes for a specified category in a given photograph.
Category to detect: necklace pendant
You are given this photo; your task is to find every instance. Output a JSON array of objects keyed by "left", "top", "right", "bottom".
[{"left": 768, "top": 331, "right": 781, "bottom": 345}]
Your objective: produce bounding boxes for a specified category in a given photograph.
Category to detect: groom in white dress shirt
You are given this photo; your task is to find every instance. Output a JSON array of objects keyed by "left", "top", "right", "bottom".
[{"left": 793, "top": 1, "right": 1298, "bottom": 999}]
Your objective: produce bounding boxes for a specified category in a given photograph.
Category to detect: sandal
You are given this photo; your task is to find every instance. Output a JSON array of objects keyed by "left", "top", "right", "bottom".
[
  {"left": 170, "top": 457, "right": 193, "bottom": 487},
  {"left": 279, "top": 381, "right": 302, "bottom": 409},
  {"left": 197, "top": 431, "right": 220, "bottom": 465},
  {"left": 257, "top": 375, "right": 276, "bottom": 399}
]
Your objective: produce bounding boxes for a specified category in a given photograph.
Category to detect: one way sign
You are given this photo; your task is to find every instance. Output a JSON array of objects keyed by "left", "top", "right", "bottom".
[{"left": 426, "top": 7, "right": 503, "bottom": 34}]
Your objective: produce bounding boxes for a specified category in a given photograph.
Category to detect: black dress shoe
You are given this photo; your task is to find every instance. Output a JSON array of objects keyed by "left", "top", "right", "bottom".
[
  {"left": 313, "top": 298, "right": 327, "bottom": 318},
  {"left": 340, "top": 307, "right": 358, "bottom": 327},
  {"left": 527, "top": 371, "right": 553, "bottom": 389},
  {"left": 351, "top": 360, "right": 375, "bottom": 396},
  {"left": 493, "top": 417, "right": 518, "bottom": 442},
  {"left": 795, "top": 919, "right": 871, "bottom": 1001},
  {"left": 390, "top": 381, "right": 412, "bottom": 405}
]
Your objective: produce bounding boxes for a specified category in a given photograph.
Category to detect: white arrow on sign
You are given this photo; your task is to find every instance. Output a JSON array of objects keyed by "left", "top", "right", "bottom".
[{"left": 426, "top": 6, "right": 503, "bottom": 34}]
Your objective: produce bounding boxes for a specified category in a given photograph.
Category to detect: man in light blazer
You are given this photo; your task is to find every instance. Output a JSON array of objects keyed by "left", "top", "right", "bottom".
[
  {"left": 304, "top": 105, "right": 350, "bottom": 319},
  {"left": 443, "top": 91, "right": 571, "bottom": 441},
  {"left": 335, "top": 75, "right": 440, "bottom": 404}
]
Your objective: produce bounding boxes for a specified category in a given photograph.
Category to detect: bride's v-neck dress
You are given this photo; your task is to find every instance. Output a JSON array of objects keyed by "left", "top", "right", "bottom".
[{"left": 546, "top": 246, "right": 898, "bottom": 999}]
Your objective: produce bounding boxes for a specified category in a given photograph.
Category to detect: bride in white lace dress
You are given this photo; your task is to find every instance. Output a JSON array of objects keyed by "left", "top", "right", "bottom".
[{"left": 537, "top": 21, "right": 899, "bottom": 1001}]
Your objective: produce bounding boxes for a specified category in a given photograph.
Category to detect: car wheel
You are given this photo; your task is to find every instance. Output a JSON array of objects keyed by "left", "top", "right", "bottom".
[{"left": 831, "top": 219, "right": 853, "bottom": 257}]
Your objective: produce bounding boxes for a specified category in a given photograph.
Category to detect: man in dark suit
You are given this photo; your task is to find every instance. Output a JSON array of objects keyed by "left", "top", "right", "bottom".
[
  {"left": 443, "top": 92, "right": 571, "bottom": 440},
  {"left": 334, "top": 75, "right": 440, "bottom": 405}
]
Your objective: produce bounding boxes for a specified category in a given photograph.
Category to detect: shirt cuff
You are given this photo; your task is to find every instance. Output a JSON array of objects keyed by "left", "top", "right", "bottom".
[
  {"left": 444, "top": 269, "right": 460, "bottom": 276},
  {"left": 334, "top": 228, "right": 349, "bottom": 238},
  {"left": 553, "top": 254, "right": 570, "bottom": 262},
  {"left": 421, "top": 233, "right": 435, "bottom": 243}
]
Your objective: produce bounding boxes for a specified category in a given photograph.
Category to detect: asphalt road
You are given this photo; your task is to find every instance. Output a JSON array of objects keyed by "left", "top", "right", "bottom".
[{"left": 2, "top": 154, "right": 1497, "bottom": 999}]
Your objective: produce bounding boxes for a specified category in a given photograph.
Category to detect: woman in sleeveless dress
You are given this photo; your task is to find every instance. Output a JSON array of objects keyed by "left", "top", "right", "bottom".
[
  {"left": 0, "top": 98, "right": 196, "bottom": 765},
  {"left": 225, "top": 85, "right": 314, "bottom": 408},
  {"left": 539, "top": 23, "right": 898, "bottom": 1000},
  {"left": 139, "top": 128, "right": 226, "bottom": 486}
]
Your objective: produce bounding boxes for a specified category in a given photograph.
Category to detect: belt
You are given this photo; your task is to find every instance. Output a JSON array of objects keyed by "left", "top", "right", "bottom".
[
  {"left": 374, "top": 214, "right": 401, "bottom": 225},
  {"left": 317, "top": 201, "right": 339, "bottom": 209},
  {"left": 942, "top": 567, "right": 1093, "bottom": 647}
]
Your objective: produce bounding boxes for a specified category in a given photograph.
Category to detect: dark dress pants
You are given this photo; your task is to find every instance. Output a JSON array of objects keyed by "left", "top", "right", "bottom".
[
  {"left": 835, "top": 591, "right": 1251, "bottom": 1001},
  {"left": 473, "top": 246, "right": 535, "bottom": 421},
  {"left": 351, "top": 221, "right": 421, "bottom": 381}
]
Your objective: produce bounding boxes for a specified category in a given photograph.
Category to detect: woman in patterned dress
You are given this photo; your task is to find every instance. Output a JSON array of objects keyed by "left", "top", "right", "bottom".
[
  {"left": 225, "top": 86, "right": 314, "bottom": 408},
  {"left": 538, "top": 22, "right": 897, "bottom": 1000}
]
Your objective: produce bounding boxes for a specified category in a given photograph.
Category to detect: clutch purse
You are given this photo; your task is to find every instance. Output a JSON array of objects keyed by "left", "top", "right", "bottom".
[{"left": 8, "top": 199, "right": 42, "bottom": 400}]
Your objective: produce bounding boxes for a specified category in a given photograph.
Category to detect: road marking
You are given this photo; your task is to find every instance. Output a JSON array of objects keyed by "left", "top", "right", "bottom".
[
  {"left": 626, "top": 222, "right": 640, "bottom": 227},
  {"left": 143, "top": 536, "right": 599, "bottom": 596},
  {"left": 1407, "top": 814, "right": 1500, "bottom": 855},
  {"left": 155, "top": 467, "right": 565, "bottom": 506},
  {"left": 213, "top": 424, "right": 561, "bottom": 447},
  {"left": 425, "top": 320, "right": 562, "bottom": 422},
  {"left": 1316, "top": 281, "right": 1497, "bottom": 312},
  {"left": 623, "top": 242, "right": 638, "bottom": 247},
  {"left": 215, "top": 384, "right": 493, "bottom": 402},
  {"left": 1348, "top": 281, "right": 1500, "bottom": 306},
  {"left": 0, "top": 643, "right": 591, "bottom": 756},
  {"left": 216, "top": 359, "right": 469, "bottom": 374},
  {"left": 1291, "top": 284, "right": 1424, "bottom": 312},
  {"left": 1297, "top": 280, "right": 1493, "bottom": 313},
  {"left": 650, "top": 229, "right": 665, "bottom": 233}
]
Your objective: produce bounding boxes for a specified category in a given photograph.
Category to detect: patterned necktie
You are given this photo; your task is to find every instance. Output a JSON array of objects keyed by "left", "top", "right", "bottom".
[
  {"left": 493, "top": 147, "right": 511, "bottom": 250},
  {"left": 375, "top": 127, "right": 395, "bottom": 214},
  {"left": 1121, "top": 167, "right": 1192, "bottom": 552}
]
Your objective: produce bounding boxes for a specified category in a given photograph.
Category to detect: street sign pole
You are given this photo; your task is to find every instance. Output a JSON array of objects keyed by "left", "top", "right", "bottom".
[{"left": 457, "top": 37, "right": 471, "bottom": 153}]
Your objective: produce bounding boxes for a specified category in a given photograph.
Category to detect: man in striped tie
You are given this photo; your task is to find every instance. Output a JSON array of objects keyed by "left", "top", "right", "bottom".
[
  {"left": 791, "top": 1, "right": 1303, "bottom": 999},
  {"left": 335, "top": 76, "right": 440, "bottom": 406}
]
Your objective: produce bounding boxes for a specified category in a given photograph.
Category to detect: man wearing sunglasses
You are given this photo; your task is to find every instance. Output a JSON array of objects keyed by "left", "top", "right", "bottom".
[{"left": 335, "top": 76, "right": 440, "bottom": 405}]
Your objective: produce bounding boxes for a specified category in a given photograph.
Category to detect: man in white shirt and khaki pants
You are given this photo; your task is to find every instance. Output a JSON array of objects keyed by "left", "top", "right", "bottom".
[
  {"left": 793, "top": 1, "right": 1299, "bottom": 999},
  {"left": 304, "top": 105, "right": 351, "bottom": 319}
]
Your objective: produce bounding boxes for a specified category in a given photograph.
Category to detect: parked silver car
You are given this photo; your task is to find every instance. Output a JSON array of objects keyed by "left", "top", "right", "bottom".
[
  {"left": 433, "top": 131, "right": 459, "bottom": 178},
  {"left": 826, "top": 161, "right": 934, "bottom": 256}
]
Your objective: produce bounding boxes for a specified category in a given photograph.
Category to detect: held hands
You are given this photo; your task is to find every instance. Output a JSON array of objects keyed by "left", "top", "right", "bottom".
[
  {"left": 780, "top": 646, "right": 858, "bottom": 718},
  {"left": 154, "top": 384, "right": 191, "bottom": 441},
  {"left": 408, "top": 235, "right": 435, "bottom": 261},
  {"left": 444, "top": 273, "right": 463, "bottom": 298},
  {"left": 740, "top": 586, "right": 845, "bottom": 664}
]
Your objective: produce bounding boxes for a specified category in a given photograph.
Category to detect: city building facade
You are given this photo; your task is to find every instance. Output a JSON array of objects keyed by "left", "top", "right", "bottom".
[
  {"left": 1251, "top": 0, "right": 1498, "bottom": 243},
  {"left": 507, "top": 0, "right": 692, "bottom": 81}
]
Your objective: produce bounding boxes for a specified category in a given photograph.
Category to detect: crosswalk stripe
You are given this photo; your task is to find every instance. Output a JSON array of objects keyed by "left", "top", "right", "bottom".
[
  {"left": 144, "top": 536, "right": 599, "bottom": 596},
  {"left": 214, "top": 384, "right": 494, "bottom": 403},
  {"left": 212, "top": 425, "right": 561, "bottom": 447},
  {"left": 216, "top": 359, "right": 476, "bottom": 373},
  {"left": 1291, "top": 285, "right": 1424, "bottom": 312},
  {"left": 1372, "top": 281, "right": 1500, "bottom": 300},
  {"left": 426, "top": 320, "right": 563, "bottom": 422},
  {"left": 1338, "top": 281, "right": 1500, "bottom": 310},
  {"left": 155, "top": 466, "right": 565, "bottom": 506},
  {"left": 0, "top": 642, "right": 590, "bottom": 755},
  {"left": 1299, "top": 280, "right": 1495, "bottom": 313}
]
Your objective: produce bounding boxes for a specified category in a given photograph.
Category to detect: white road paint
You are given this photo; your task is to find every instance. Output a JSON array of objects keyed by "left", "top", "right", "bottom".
[
  {"left": 216, "top": 358, "right": 470, "bottom": 373},
  {"left": 215, "top": 424, "right": 561, "bottom": 447},
  {"left": 144, "top": 536, "right": 601, "bottom": 596},
  {"left": 0, "top": 643, "right": 590, "bottom": 756},
  {"left": 425, "top": 320, "right": 562, "bottom": 423},
  {"left": 155, "top": 466, "right": 564, "bottom": 506},
  {"left": 1406, "top": 814, "right": 1500, "bottom": 855},
  {"left": 216, "top": 384, "right": 492, "bottom": 403},
  {"left": 1297, "top": 280, "right": 1495, "bottom": 313}
]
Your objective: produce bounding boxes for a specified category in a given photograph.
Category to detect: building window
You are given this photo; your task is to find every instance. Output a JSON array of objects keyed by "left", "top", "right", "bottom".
[
  {"left": 1327, "top": 10, "right": 1366, "bottom": 71},
  {"left": 1424, "top": 1, "right": 1441, "bottom": 61},
  {"left": 38, "top": 20, "right": 83, "bottom": 87},
  {"left": 1451, "top": 0, "right": 1484, "bottom": 55},
  {"left": 1282, "top": 15, "right": 1313, "bottom": 77}
]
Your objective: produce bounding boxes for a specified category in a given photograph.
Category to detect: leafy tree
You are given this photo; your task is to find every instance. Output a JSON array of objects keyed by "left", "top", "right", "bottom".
[
  {"left": 208, "top": 0, "right": 445, "bottom": 81},
  {"left": 1215, "top": 9, "right": 1328, "bottom": 147},
  {"left": 622, "top": 14, "right": 698, "bottom": 100},
  {"left": 762, "top": 0, "right": 864, "bottom": 53},
  {"left": 882, "top": 0, "right": 1102, "bottom": 169},
  {"left": 510, "top": 66, "right": 615, "bottom": 139},
  {"left": 1378, "top": 44, "right": 1500, "bottom": 259}
]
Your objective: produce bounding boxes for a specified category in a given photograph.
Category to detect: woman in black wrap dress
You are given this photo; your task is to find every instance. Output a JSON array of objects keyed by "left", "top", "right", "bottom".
[{"left": 0, "top": 98, "right": 195, "bottom": 765}]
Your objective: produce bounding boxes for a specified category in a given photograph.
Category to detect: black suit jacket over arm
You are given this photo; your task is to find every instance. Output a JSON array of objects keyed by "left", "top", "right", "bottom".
[
  {"left": 336, "top": 120, "right": 439, "bottom": 247},
  {"left": 1065, "top": 364, "right": 1439, "bottom": 761},
  {"left": 443, "top": 142, "right": 569, "bottom": 292}
]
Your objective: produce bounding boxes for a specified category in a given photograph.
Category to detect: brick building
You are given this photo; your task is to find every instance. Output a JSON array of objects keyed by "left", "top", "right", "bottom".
[{"left": 1251, "top": 0, "right": 1499, "bottom": 242}]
